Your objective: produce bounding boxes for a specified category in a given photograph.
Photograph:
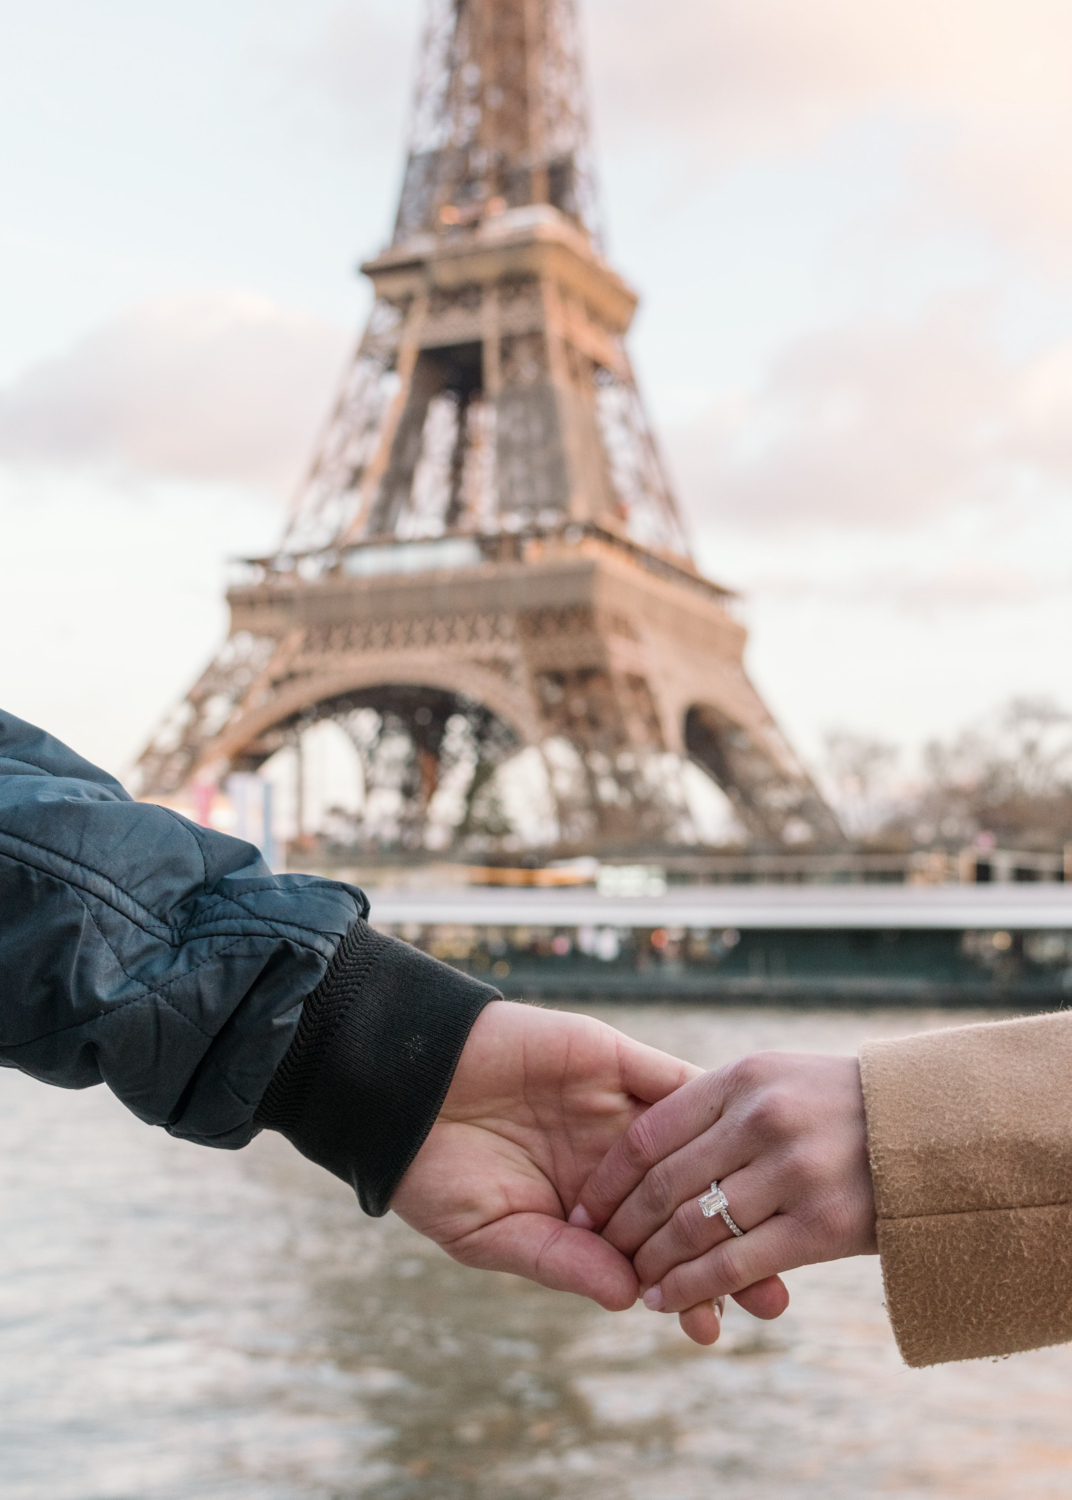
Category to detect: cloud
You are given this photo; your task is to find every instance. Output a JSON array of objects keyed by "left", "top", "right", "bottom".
[
  {"left": 748, "top": 562, "right": 1051, "bottom": 614},
  {"left": 309, "top": 3, "right": 420, "bottom": 116},
  {"left": 588, "top": 0, "right": 1072, "bottom": 149},
  {"left": 0, "top": 292, "right": 351, "bottom": 493},
  {"left": 665, "top": 290, "right": 1072, "bottom": 531},
  {"left": 284, "top": 0, "right": 422, "bottom": 182},
  {"left": 890, "top": 562, "right": 1044, "bottom": 611},
  {"left": 587, "top": 0, "right": 1072, "bottom": 263}
]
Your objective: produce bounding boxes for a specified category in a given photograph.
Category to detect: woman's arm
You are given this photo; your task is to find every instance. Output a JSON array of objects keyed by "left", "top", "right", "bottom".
[
  {"left": 575, "top": 1011, "right": 1072, "bottom": 1365},
  {"left": 571, "top": 1051, "right": 871, "bottom": 1335},
  {"left": 861, "top": 1010, "right": 1072, "bottom": 1365}
]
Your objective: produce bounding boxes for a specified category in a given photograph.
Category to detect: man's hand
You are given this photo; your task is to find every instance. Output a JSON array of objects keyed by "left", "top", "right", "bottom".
[
  {"left": 570, "top": 1051, "right": 878, "bottom": 1335},
  {"left": 391, "top": 1001, "right": 697, "bottom": 1311}
]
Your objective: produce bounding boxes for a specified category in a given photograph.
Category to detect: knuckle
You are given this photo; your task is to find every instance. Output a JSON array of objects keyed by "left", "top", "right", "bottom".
[
  {"left": 721, "top": 1056, "right": 759, "bottom": 1097},
  {"left": 712, "top": 1237, "right": 747, "bottom": 1291},
  {"left": 665, "top": 1252, "right": 721, "bottom": 1309},
  {"left": 618, "top": 1113, "right": 660, "bottom": 1176},
  {"left": 725, "top": 1051, "right": 775, "bottom": 1093},
  {"left": 744, "top": 1085, "right": 797, "bottom": 1143},
  {"left": 633, "top": 1243, "right": 661, "bottom": 1286},
  {"left": 779, "top": 1139, "right": 823, "bottom": 1186},
  {"left": 637, "top": 1159, "right": 679, "bottom": 1221},
  {"left": 672, "top": 1199, "right": 710, "bottom": 1256}
]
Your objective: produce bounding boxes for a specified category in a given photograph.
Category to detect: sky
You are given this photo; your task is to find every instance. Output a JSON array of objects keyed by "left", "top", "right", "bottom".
[{"left": 2, "top": 0, "right": 1071, "bottom": 780}]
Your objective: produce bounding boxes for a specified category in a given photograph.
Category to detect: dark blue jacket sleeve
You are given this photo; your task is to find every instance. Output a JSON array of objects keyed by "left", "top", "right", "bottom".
[{"left": 0, "top": 712, "right": 498, "bottom": 1209}]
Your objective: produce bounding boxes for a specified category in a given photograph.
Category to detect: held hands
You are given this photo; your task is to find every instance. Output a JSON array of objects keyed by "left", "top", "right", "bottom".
[
  {"left": 396, "top": 1009, "right": 876, "bottom": 1343},
  {"left": 392, "top": 1000, "right": 698, "bottom": 1309},
  {"left": 572, "top": 1051, "right": 879, "bottom": 1342}
]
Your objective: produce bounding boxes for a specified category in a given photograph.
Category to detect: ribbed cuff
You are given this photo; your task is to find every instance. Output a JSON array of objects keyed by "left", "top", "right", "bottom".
[{"left": 255, "top": 920, "right": 501, "bottom": 1215}]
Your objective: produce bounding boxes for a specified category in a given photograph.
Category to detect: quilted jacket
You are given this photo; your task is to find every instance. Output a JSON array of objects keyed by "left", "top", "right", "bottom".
[{"left": 0, "top": 711, "right": 498, "bottom": 1214}]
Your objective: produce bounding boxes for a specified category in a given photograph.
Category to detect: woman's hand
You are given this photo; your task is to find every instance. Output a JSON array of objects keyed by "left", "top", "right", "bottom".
[
  {"left": 570, "top": 1051, "right": 878, "bottom": 1334},
  {"left": 390, "top": 1001, "right": 698, "bottom": 1310}
]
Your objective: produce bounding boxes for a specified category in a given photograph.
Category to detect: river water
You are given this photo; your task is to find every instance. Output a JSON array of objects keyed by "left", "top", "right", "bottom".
[{"left": 2, "top": 1006, "right": 1070, "bottom": 1500}]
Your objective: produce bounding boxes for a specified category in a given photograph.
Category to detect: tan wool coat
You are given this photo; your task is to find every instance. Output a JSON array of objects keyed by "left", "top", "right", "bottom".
[{"left": 859, "top": 1009, "right": 1072, "bottom": 1367}]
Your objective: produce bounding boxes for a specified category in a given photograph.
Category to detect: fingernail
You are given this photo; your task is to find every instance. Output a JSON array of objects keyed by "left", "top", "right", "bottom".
[
  {"left": 568, "top": 1204, "right": 595, "bottom": 1230},
  {"left": 643, "top": 1286, "right": 665, "bottom": 1312}
]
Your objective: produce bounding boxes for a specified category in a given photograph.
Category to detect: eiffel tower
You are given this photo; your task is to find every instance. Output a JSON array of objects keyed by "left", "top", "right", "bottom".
[{"left": 136, "top": 0, "right": 840, "bottom": 854}]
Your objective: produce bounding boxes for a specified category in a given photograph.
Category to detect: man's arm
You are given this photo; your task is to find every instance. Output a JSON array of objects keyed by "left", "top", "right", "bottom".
[{"left": 0, "top": 710, "right": 498, "bottom": 1214}]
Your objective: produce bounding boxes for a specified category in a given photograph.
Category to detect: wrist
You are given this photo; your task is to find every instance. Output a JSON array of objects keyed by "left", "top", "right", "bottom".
[{"left": 256, "top": 921, "right": 501, "bottom": 1214}]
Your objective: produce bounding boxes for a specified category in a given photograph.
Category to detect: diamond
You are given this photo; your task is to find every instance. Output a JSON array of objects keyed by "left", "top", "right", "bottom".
[{"left": 698, "top": 1184, "right": 727, "bottom": 1219}]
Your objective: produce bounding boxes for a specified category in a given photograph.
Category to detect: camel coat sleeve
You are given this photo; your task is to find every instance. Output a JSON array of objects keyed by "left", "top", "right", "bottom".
[{"left": 859, "top": 1010, "right": 1072, "bottom": 1367}]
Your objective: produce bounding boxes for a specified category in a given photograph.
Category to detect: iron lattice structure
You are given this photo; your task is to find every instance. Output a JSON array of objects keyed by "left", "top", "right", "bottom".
[{"left": 136, "top": 0, "right": 841, "bottom": 854}]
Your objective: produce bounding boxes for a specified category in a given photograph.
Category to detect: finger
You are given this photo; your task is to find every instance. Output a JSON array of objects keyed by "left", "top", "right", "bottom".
[
  {"left": 731, "top": 1276, "right": 790, "bottom": 1321},
  {"left": 447, "top": 1212, "right": 640, "bottom": 1312},
  {"left": 615, "top": 1034, "right": 701, "bottom": 1106},
  {"left": 572, "top": 1069, "right": 731, "bottom": 1232},
  {"left": 633, "top": 1165, "right": 774, "bottom": 1288},
  {"left": 650, "top": 1214, "right": 806, "bottom": 1314},
  {"left": 602, "top": 1121, "right": 751, "bottom": 1256},
  {"left": 678, "top": 1298, "right": 723, "bottom": 1346}
]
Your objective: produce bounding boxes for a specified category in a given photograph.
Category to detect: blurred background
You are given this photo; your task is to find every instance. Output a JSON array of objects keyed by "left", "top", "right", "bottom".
[
  {"left": 4, "top": 0, "right": 1072, "bottom": 793},
  {"left": 3, "top": 2, "right": 1072, "bottom": 1496}
]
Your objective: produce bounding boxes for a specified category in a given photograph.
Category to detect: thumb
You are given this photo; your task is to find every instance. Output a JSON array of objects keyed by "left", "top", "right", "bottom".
[
  {"left": 445, "top": 1212, "right": 640, "bottom": 1312},
  {"left": 616, "top": 1035, "right": 702, "bottom": 1106}
]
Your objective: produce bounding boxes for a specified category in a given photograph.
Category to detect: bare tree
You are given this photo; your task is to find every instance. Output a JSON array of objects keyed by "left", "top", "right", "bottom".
[
  {"left": 821, "top": 730, "right": 901, "bottom": 840},
  {"left": 827, "top": 699, "right": 1072, "bottom": 851},
  {"left": 912, "top": 698, "right": 1072, "bottom": 849}
]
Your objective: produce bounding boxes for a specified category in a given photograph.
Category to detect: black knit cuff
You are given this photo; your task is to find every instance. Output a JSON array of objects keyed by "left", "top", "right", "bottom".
[{"left": 255, "top": 921, "right": 501, "bottom": 1215}]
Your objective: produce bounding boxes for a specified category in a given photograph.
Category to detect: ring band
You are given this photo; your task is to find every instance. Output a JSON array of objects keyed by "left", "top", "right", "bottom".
[{"left": 697, "top": 1180, "right": 745, "bottom": 1238}]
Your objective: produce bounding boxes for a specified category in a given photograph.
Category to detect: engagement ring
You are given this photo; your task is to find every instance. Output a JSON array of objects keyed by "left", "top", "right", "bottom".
[{"left": 697, "top": 1180, "right": 745, "bottom": 1238}]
